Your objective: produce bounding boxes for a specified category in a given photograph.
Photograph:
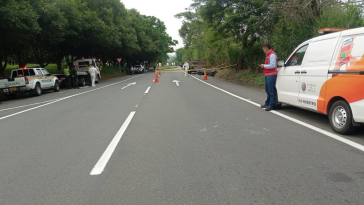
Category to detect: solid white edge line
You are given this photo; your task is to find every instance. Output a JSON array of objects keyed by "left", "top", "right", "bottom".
[
  {"left": 0, "top": 98, "right": 61, "bottom": 112},
  {"left": 90, "top": 111, "right": 136, "bottom": 175},
  {"left": 191, "top": 75, "right": 364, "bottom": 152},
  {"left": 145, "top": 86, "right": 151, "bottom": 94},
  {"left": 0, "top": 75, "right": 142, "bottom": 120}
]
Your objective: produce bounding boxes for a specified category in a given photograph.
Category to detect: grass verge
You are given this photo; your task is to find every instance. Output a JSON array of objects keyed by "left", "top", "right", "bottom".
[{"left": 215, "top": 68, "right": 265, "bottom": 88}]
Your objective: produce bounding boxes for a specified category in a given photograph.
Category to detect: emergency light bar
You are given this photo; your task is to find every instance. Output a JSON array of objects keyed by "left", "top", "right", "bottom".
[{"left": 318, "top": 28, "right": 348, "bottom": 35}]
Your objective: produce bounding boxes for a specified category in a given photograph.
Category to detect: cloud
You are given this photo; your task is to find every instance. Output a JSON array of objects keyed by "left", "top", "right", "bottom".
[{"left": 121, "top": 0, "right": 193, "bottom": 51}]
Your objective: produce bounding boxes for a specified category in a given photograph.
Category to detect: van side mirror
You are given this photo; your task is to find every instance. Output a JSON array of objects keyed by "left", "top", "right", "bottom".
[{"left": 278, "top": 60, "right": 285, "bottom": 67}]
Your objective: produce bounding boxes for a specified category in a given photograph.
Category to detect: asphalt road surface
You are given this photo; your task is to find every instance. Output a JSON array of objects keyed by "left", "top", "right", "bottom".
[{"left": 1, "top": 69, "right": 364, "bottom": 205}]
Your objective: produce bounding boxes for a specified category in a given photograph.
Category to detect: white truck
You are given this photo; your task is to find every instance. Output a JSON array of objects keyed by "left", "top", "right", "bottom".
[
  {"left": 0, "top": 67, "right": 60, "bottom": 98},
  {"left": 74, "top": 58, "right": 101, "bottom": 86},
  {"left": 56, "top": 59, "right": 102, "bottom": 87}
]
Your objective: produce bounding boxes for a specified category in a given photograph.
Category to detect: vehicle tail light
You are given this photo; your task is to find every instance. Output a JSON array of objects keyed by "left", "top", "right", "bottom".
[{"left": 25, "top": 77, "right": 29, "bottom": 84}]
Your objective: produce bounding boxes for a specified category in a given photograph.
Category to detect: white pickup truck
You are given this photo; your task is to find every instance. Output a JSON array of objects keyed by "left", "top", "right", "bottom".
[{"left": 0, "top": 67, "right": 60, "bottom": 98}]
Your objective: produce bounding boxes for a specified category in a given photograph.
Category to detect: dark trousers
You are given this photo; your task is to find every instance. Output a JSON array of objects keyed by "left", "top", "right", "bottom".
[
  {"left": 87, "top": 74, "right": 91, "bottom": 85},
  {"left": 72, "top": 76, "right": 78, "bottom": 88},
  {"left": 265, "top": 75, "right": 277, "bottom": 108},
  {"left": 65, "top": 76, "right": 71, "bottom": 89}
]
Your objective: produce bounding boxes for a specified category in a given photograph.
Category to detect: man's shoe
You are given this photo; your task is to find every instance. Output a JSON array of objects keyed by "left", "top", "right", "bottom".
[
  {"left": 260, "top": 104, "right": 269, "bottom": 109},
  {"left": 265, "top": 107, "right": 274, "bottom": 111}
]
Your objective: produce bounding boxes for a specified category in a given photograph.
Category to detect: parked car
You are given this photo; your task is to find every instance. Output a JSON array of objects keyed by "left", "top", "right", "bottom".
[
  {"left": 133, "top": 65, "right": 145, "bottom": 74},
  {"left": 0, "top": 67, "right": 60, "bottom": 98}
]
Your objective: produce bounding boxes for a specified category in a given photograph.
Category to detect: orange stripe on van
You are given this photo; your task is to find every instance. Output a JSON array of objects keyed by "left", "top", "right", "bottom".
[{"left": 318, "top": 54, "right": 364, "bottom": 114}]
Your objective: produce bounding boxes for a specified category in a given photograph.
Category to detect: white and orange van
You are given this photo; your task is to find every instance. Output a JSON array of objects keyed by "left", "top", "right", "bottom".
[{"left": 277, "top": 27, "right": 364, "bottom": 135}]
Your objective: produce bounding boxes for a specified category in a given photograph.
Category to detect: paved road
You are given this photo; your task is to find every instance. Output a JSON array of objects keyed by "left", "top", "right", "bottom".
[{"left": 0, "top": 70, "right": 364, "bottom": 205}]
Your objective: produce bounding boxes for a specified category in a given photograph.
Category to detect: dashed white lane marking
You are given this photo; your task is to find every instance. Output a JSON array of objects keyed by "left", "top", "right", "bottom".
[
  {"left": 145, "top": 86, "right": 151, "bottom": 94},
  {"left": 0, "top": 75, "right": 141, "bottom": 121},
  {"left": 90, "top": 111, "right": 136, "bottom": 175},
  {"left": 191, "top": 75, "right": 364, "bottom": 153},
  {"left": 58, "top": 90, "right": 74, "bottom": 94}
]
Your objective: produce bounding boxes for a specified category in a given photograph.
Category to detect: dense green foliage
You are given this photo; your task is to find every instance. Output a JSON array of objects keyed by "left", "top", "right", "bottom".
[
  {"left": 0, "top": 0, "right": 176, "bottom": 77},
  {"left": 176, "top": 0, "right": 364, "bottom": 72}
]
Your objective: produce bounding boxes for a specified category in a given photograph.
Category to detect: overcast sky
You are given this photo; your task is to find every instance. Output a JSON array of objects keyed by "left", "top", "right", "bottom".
[{"left": 121, "top": 0, "right": 193, "bottom": 52}]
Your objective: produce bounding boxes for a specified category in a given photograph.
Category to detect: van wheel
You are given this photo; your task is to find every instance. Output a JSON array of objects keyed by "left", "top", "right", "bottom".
[
  {"left": 96, "top": 75, "right": 100, "bottom": 84},
  {"left": 329, "top": 100, "right": 356, "bottom": 135},
  {"left": 31, "top": 83, "right": 42, "bottom": 96},
  {"left": 54, "top": 81, "right": 60, "bottom": 92}
]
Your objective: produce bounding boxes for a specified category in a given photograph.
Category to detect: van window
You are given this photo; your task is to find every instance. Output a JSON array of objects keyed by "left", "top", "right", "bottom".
[
  {"left": 304, "top": 38, "right": 338, "bottom": 65},
  {"left": 286, "top": 45, "right": 308, "bottom": 66}
]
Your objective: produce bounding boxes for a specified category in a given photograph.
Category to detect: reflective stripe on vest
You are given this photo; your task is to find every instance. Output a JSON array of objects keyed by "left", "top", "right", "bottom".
[{"left": 264, "top": 50, "right": 277, "bottom": 77}]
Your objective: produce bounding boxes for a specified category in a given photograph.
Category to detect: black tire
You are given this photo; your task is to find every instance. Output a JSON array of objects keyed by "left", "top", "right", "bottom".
[
  {"left": 31, "top": 83, "right": 42, "bottom": 96},
  {"left": 54, "top": 81, "right": 60, "bottom": 92},
  {"left": 329, "top": 100, "right": 356, "bottom": 135}
]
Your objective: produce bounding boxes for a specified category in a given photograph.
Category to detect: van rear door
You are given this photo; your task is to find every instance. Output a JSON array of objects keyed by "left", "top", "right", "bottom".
[{"left": 298, "top": 36, "right": 339, "bottom": 112}]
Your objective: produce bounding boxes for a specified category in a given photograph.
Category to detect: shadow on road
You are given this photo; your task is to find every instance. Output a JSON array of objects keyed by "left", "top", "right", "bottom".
[{"left": 279, "top": 105, "right": 364, "bottom": 137}]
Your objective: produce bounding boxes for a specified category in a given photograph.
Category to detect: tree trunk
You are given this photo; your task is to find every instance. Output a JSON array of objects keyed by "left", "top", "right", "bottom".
[
  {"left": 236, "top": 44, "right": 244, "bottom": 72},
  {"left": 0, "top": 54, "right": 8, "bottom": 78},
  {"left": 17, "top": 51, "right": 27, "bottom": 68},
  {"left": 55, "top": 51, "right": 63, "bottom": 71}
]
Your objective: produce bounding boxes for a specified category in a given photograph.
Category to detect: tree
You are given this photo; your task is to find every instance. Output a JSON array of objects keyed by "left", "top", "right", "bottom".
[{"left": 0, "top": 0, "right": 40, "bottom": 76}]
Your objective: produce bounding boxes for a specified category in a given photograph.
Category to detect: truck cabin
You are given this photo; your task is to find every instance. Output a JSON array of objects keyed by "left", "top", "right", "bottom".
[
  {"left": 75, "top": 59, "right": 97, "bottom": 72},
  {"left": 10, "top": 68, "right": 36, "bottom": 79}
]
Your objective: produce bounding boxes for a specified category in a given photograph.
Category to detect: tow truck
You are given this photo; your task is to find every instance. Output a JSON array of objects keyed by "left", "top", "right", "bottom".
[
  {"left": 0, "top": 67, "right": 60, "bottom": 98},
  {"left": 56, "top": 58, "right": 102, "bottom": 87}
]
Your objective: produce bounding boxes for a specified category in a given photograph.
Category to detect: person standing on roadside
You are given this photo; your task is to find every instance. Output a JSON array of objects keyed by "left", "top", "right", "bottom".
[
  {"left": 183, "top": 61, "right": 189, "bottom": 77},
  {"left": 260, "top": 43, "right": 278, "bottom": 112},
  {"left": 89, "top": 64, "right": 97, "bottom": 87},
  {"left": 70, "top": 65, "right": 79, "bottom": 89},
  {"left": 153, "top": 64, "right": 156, "bottom": 72},
  {"left": 64, "top": 65, "right": 71, "bottom": 89}
]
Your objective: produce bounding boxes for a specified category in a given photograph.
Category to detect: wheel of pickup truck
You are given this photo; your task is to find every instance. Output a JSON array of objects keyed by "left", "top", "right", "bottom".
[
  {"left": 54, "top": 81, "right": 60, "bottom": 92},
  {"left": 329, "top": 100, "right": 356, "bottom": 135},
  {"left": 31, "top": 83, "right": 42, "bottom": 96}
]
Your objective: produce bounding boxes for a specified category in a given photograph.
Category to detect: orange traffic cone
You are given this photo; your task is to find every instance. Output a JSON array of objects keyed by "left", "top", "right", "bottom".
[
  {"left": 154, "top": 72, "right": 159, "bottom": 83},
  {"left": 159, "top": 69, "right": 161, "bottom": 76},
  {"left": 203, "top": 69, "right": 208, "bottom": 80}
]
